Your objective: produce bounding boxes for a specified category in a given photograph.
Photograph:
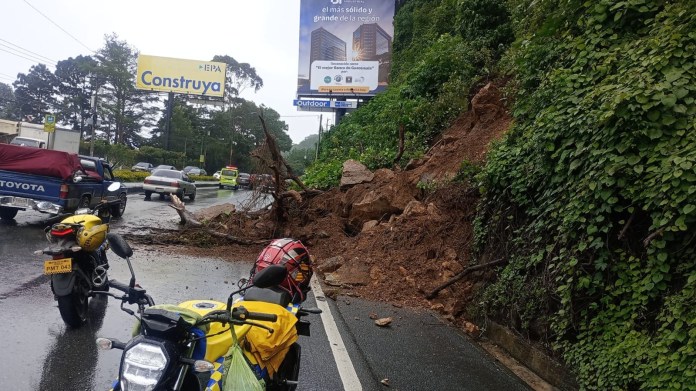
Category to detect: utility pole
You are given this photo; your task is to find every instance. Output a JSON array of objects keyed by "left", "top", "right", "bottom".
[
  {"left": 229, "top": 114, "right": 234, "bottom": 166},
  {"left": 89, "top": 90, "right": 98, "bottom": 157},
  {"left": 164, "top": 91, "right": 174, "bottom": 150}
]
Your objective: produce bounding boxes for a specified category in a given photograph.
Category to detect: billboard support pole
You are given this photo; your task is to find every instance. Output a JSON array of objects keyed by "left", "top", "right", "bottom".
[
  {"left": 164, "top": 91, "right": 174, "bottom": 150},
  {"left": 335, "top": 97, "right": 347, "bottom": 126},
  {"left": 315, "top": 114, "right": 323, "bottom": 160}
]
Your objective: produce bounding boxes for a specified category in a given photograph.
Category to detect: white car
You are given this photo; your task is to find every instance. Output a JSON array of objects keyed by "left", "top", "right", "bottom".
[{"left": 143, "top": 169, "right": 196, "bottom": 201}]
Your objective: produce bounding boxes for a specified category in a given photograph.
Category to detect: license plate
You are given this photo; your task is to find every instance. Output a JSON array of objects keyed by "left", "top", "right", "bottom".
[
  {"left": 14, "top": 197, "right": 29, "bottom": 207},
  {"left": 44, "top": 258, "right": 72, "bottom": 275},
  {"left": 156, "top": 187, "right": 164, "bottom": 192}
]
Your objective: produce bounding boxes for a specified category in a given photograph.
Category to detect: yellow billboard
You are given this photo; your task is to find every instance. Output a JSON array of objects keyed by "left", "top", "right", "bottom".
[{"left": 136, "top": 55, "right": 226, "bottom": 97}]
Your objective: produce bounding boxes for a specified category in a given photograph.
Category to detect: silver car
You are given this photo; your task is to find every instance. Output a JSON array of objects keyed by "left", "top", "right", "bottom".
[{"left": 143, "top": 169, "right": 196, "bottom": 201}]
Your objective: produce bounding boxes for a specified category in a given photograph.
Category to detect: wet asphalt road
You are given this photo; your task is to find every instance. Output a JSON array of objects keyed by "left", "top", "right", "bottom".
[{"left": 0, "top": 187, "right": 530, "bottom": 391}]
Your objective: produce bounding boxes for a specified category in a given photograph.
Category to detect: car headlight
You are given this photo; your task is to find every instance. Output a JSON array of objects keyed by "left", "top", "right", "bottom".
[{"left": 121, "top": 342, "right": 168, "bottom": 391}]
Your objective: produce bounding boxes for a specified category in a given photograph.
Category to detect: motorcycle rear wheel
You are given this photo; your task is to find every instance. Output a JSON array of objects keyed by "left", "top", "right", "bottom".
[
  {"left": 268, "top": 343, "right": 300, "bottom": 391},
  {"left": 57, "top": 280, "right": 89, "bottom": 328}
]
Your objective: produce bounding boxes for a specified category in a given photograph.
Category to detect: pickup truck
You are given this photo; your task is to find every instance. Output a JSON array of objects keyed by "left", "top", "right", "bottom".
[{"left": 0, "top": 144, "right": 127, "bottom": 220}]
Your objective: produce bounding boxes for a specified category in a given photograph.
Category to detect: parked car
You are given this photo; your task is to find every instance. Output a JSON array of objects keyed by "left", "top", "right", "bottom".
[
  {"left": 238, "top": 172, "right": 251, "bottom": 188},
  {"left": 131, "top": 162, "right": 153, "bottom": 172},
  {"left": 143, "top": 169, "right": 196, "bottom": 201},
  {"left": 183, "top": 166, "right": 207, "bottom": 176},
  {"left": 213, "top": 170, "right": 221, "bottom": 180},
  {"left": 153, "top": 164, "right": 177, "bottom": 171}
]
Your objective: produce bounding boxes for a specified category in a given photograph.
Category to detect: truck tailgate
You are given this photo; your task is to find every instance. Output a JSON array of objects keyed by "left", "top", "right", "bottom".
[{"left": 0, "top": 170, "right": 63, "bottom": 204}]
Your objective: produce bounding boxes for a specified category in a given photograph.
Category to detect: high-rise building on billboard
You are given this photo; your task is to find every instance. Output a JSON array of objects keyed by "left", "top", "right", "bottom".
[
  {"left": 353, "top": 23, "right": 392, "bottom": 83},
  {"left": 311, "top": 27, "right": 347, "bottom": 62}
]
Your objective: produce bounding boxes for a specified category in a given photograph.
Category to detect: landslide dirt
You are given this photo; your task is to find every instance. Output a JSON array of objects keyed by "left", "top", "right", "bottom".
[{"left": 174, "top": 82, "right": 512, "bottom": 328}]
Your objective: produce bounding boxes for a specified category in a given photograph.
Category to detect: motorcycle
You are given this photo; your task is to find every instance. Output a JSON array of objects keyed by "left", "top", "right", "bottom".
[
  {"left": 35, "top": 182, "right": 123, "bottom": 328},
  {"left": 96, "top": 234, "right": 322, "bottom": 391}
]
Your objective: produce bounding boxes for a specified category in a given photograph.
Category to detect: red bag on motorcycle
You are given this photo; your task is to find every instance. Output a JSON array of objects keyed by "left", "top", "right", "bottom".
[{"left": 253, "top": 238, "right": 313, "bottom": 302}]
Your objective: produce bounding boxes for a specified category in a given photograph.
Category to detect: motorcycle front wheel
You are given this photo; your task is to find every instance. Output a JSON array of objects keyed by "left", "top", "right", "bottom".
[{"left": 57, "top": 278, "right": 89, "bottom": 328}]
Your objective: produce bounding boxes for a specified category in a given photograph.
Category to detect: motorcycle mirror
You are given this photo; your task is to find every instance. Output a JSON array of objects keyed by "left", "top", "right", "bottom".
[
  {"left": 107, "top": 182, "right": 121, "bottom": 192},
  {"left": 107, "top": 233, "right": 133, "bottom": 259},
  {"left": 252, "top": 265, "right": 288, "bottom": 288}
]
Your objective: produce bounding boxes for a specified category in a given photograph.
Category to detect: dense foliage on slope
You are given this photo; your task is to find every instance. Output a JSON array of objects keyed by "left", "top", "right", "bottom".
[
  {"left": 303, "top": 0, "right": 513, "bottom": 188},
  {"left": 475, "top": 0, "right": 696, "bottom": 389},
  {"left": 303, "top": 0, "right": 695, "bottom": 388}
]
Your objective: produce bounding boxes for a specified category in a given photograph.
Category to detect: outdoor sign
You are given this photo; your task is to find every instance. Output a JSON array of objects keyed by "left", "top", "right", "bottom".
[
  {"left": 310, "top": 61, "right": 378, "bottom": 93},
  {"left": 136, "top": 55, "right": 226, "bottom": 97},
  {"left": 297, "top": 0, "right": 395, "bottom": 97},
  {"left": 293, "top": 99, "right": 357, "bottom": 109},
  {"left": 44, "top": 114, "right": 55, "bottom": 132}
]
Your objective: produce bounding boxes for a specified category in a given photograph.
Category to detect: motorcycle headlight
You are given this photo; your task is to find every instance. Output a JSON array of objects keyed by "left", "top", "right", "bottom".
[{"left": 121, "top": 342, "right": 168, "bottom": 391}]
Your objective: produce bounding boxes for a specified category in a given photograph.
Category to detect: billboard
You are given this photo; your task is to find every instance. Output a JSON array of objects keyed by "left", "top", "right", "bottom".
[
  {"left": 136, "top": 55, "right": 226, "bottom": 97},
  {"left": 297, "top": 0, "right": 395, "bottom": 97}
]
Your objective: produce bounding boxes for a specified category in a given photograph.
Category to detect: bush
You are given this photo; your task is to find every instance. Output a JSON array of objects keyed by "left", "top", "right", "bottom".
[{"left": 476, "top": 1, "right": 696, "bottom": 388}]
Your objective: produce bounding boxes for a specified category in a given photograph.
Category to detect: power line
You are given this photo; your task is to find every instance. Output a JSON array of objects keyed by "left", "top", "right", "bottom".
[
  {"left": 0, "top": 43, "right": 56, "bottom": 66},
  {"left": 0, "top": 38, "right": 56, "bottom": 64},
  {"left": 23, "top": 0, "right": 94, "bottom": 53},
  {"left": 0, "top": 47, "right": 55, "bottom": 66}
]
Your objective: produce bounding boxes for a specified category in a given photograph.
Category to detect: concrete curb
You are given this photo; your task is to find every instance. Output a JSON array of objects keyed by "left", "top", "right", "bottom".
[{"left": 481, "top": 322, "right": 578, "bottom": 390}]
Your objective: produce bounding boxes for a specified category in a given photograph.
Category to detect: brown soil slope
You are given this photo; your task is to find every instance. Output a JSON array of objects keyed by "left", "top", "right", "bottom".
[{"left": 177, "top": 82, "right": 512, "bottom": 327}]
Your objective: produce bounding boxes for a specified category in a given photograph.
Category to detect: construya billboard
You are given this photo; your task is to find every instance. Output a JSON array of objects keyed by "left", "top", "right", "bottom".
[
  {"left": 136, "top": 55, "right": 226, "bottom": 97},
  {"left": 297, "top": 0, "right": 395, "bottom": 97}
]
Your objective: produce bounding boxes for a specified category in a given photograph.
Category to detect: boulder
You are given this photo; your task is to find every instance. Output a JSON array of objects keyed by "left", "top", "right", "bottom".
[
  {"left": 340, "top": 159, "right": 374, "bottom": 188},
  {"left": 350, "top": 191, "right": 401, "bottom": 226},
  {"left": 403, "top": 201, "right": 427, "bottom": 217},
  {"left": 332, "top": 260, "right": 371, "bottom": 286},
  {"left": 316, "top": 256, "right": 345, "bottom": 274},
  {"left": 362, "top": 220, "right": 380, "bottom": 232}
]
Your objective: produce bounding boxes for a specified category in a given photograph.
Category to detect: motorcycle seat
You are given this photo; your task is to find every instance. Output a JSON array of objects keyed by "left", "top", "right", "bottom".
[{"left": 243, "top": 286, "right": 292, "bottom": 307}]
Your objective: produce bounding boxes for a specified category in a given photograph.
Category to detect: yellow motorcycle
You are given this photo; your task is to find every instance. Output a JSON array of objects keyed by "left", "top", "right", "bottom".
[
  {"left": 96, "top": 236, "right": 321, "bottom": 391},
  {"left": 36, "top": 183, "right": 123, "bottom": 328}
]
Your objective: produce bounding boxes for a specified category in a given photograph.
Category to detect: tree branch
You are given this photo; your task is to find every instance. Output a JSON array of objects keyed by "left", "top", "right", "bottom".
[{"left": 426, "top": 259, "right": 506, "bottom": 299}]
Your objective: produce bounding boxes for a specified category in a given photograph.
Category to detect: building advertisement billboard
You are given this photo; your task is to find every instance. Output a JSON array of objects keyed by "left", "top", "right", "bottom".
[
  {"left": 136, "top": 55, "right": 226, "bottom": 97},
  {"left": 297, "top": 0, "right": 395, "bottom": 97}
]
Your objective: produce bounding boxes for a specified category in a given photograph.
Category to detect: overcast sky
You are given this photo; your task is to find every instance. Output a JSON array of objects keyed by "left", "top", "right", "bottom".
[{"left": 0, "top": 0, "right": 332, "bottom": 144}]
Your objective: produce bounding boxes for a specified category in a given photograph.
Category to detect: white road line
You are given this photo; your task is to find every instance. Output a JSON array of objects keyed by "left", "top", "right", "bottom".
[{"left": 310, "top": 277, "right": 363, "bottom": 391}]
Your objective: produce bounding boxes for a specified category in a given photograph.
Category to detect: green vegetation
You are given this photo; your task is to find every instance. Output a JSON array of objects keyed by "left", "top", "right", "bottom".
[
  {"left": 473, "top": 0, "right": 696, "bottom": 389},
  {"left": 303, "top": 0, "right": 695, "bottom": 388},
  {"left": 303, "top": 0, "right": 513, "bottom": 188}
]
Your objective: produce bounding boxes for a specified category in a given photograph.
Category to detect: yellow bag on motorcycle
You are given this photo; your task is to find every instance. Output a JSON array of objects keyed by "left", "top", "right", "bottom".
[
  {"left": 222, "top": 336, "right": 265, "bottom": 391},
  {"left": 234, "top": 301, "right": 299, "bottom": 377}
]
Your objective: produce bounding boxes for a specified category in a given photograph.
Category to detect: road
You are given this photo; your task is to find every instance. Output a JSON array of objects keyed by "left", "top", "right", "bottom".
[{"left": 0, "top": 187, "right": 530, "bottom": 390}]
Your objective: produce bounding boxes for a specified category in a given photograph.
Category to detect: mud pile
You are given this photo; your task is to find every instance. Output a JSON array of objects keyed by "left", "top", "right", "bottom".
[{"left": 184, "top": 82, "right": 512, "bottom": 322}]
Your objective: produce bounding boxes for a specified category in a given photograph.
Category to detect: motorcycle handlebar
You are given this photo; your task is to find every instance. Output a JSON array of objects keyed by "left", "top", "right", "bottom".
[
  {"left": 201, "top": 307, "right": 278, "bottom": 325},
  {"left": 245, "top": 312, "right": 278, "bottom": 322},
  {"left": 109, "top": 279, "right": 129, "bottom": 293}
]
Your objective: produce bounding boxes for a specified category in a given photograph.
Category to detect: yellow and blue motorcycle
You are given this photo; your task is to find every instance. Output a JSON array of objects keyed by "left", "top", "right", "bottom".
[{"left": 95, "top": 234, "right": 321, "bottom": 391}]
